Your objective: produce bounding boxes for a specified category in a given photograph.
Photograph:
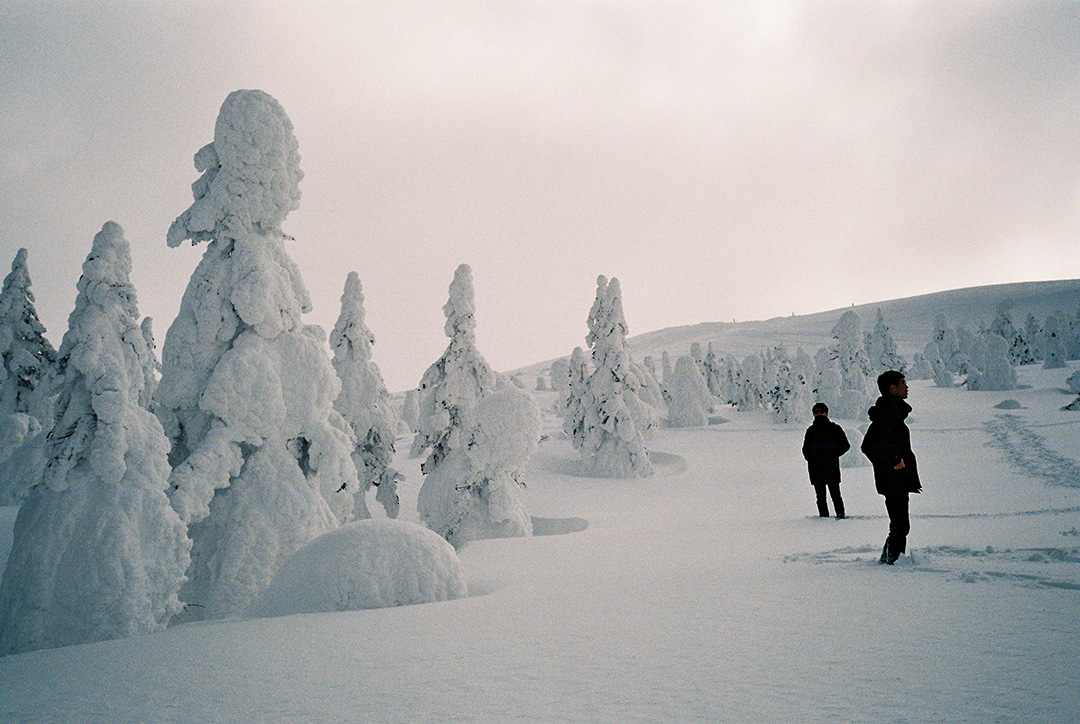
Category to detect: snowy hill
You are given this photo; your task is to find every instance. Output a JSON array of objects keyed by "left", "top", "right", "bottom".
[
  {"left": 2, "top": 281, "right": 1080, "bottom": 723},
  {"left": 514, "top": 279, "right": 1080, "bottom": 381}
]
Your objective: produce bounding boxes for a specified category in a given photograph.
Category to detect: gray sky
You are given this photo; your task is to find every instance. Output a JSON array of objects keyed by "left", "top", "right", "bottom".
[{"left": 2, "top": 1, "right": 1079, "bottom": 391}]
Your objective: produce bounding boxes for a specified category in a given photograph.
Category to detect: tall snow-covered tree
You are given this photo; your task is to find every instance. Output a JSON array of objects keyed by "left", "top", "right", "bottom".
[
  {"left": 0, "top": 248, "right": 57, "bottom": 424},
  {"left": 867, "top": 309, "right": 905, "bottom": 373},
  {"left": 967, "top": 334, "right": 1019, "bottom": 391},
  {"left": 0, "top": 222, "right": 190, "bottom": 655},
  {"left": 0, "top": 249, "right": 60, "bottom": 503},
  {"left": 155, "top": 90, "right": 357, "bottom": 620},
  {"left": 411, "top": 264, "right": 502, "bottom": 475},
  {"left": 566, "top": 276, "right": 654, "bottom": 477},
  {"left": 331, "top": 272, "right": 401, "bottom": 519},
  {"left": 829, "top": 310, "right": 872, "bottom": 419}
]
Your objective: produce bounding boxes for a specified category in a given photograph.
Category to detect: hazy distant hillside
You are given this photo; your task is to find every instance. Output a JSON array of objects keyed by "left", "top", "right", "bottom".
[{"left": 514, "top": 279, "right": 1080, "bottom": 380}]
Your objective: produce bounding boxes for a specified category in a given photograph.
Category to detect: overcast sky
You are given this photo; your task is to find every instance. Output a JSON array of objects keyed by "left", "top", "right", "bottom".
[{"left": 2, "top": 1, "right": 1079, "bottom": 390}]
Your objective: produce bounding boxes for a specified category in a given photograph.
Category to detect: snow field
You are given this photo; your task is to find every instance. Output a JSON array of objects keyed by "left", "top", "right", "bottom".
[{"left": 2, "top": 358, "right": 1080, "bottom": 722}]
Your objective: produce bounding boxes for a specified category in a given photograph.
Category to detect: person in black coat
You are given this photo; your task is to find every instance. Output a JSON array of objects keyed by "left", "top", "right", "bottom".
[
  {"left": 861, "top": 370, "right": 922, "bottom": 564},
  {"left": 801, "top": 402, "right": 850, "bottom": 518}
]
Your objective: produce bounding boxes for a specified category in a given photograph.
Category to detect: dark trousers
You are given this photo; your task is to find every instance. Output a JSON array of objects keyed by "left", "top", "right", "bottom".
[
  {"left": 883, "top": 494, "right": 910, "bottom": 561},
  {"left": 813, "top": 482, "right": 844, "bottom": 518}
]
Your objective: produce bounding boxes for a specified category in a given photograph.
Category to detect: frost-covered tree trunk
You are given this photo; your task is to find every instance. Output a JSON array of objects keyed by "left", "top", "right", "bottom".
[
  {"left": 411, "top": 264, "right": 502, "bottom": 475},
  {"left": 155, "top": 90, "right": 356, "bottom": 620},
  {"left": 419, "top": 389, "right": 539, "bottom": 548},
  {"left": 0, "top": 222, "right": 190, "bottom": 655},
  {"left": 567, "top": 277, "right": 654, "bottom": 477},
  {"left": 331, "top": 272, "right": 401, "bottom": 519}
]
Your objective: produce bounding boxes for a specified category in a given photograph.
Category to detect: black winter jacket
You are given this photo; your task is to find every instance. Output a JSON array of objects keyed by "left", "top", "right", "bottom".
[
  {"left": 802, "top": 417, "right": 850, "bottom": 485},
  {"left": 861, "top": 394, "right": 921, "bottom": 496}
]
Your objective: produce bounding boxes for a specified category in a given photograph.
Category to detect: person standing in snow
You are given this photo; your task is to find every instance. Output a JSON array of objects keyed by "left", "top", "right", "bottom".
[
  {"left": 861, "top": 371, "right": 921, "bottom": 564},
  {"left": 801, "top": 402, "right": 850, "bottom": 518}
]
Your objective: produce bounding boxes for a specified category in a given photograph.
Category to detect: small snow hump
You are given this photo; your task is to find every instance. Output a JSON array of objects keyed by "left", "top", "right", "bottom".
[{"left": 246, "top": 519, "right": 468, "bottom": 618}]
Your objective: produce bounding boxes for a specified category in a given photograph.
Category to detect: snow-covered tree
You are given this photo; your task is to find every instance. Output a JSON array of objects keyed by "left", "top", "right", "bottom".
[
  {"left": 155, "top": 90, "right": 357, "bottom": 620},
  {"left": 0, "top": 248, "right": 57, "bottom": 424},
  {"left": 566, "top": 276, "right": 654, "bottom": 477},
  {"left": 560, "top": 346, "right": 589, "bottom": 438},
  {"left": 331, "top": 272, "right": 401, "bottom": 519},
  {"left": 0, "top": 222, "right": 190, "bottom": 655},
  {"left": 412, "top": 264, "right": 502, "bottom": 475},
  {"left": 667, "top": 355, "right": 710, "bottom": 427},
  {"left": 829, "top": 311, "right": 872, "bottom": 419},
  {"left": 549, "top": 357, "right": 571, "bottom": 414},
  {"left": 0, "top": 249, "right": 60, "bottom": 504},
  {"left": 401, "top": 390, "right": 420, "bottom": 431},
  {"left": 1043, "top": 314, "right": 1068, "bottom": 370},
  {"left": 867, "top": 309, "right": 905, "bottom": 373},
  {"left": 418, "top": 388, "right": 540, "bottom": 548},
  {"left": 967, "top": 334, "right": 1019, "bottom": 391}
]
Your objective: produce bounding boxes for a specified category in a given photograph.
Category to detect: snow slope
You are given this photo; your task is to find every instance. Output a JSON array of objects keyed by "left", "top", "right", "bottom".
[{"left": 2, "top": 284, "right": 1080, "bottom": 723}]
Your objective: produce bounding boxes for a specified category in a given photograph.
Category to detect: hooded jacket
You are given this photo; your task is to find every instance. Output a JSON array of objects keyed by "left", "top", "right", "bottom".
[{"left": 861, "top": 394, "right": 921, "bottom": 496}]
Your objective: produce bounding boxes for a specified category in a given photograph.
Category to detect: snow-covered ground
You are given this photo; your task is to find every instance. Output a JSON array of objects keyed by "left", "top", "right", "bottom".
[{"left": 2, "top": 286, "right": 1080, "bottom": 723}]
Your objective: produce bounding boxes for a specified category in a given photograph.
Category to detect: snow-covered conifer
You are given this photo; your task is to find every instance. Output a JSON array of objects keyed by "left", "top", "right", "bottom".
[
  {"left": 566, "top": 277, "right": 654, "bottom": 477},
  {"left": 0, "top": 222, "right": 190, "bottom": 654},
  {"left": 667, "top": 355, "right": 710, "bottom": 427},
  {"left": 401, "top": 390, "right": 420, "bottom": 431},
  {"left": 867, "top": 309, "right": 905, "bottom": 373},
  {"left": 967, "top": 334, "right": 1018, "bottom": 391},
  {"left": 1043, "top": 314, "right": 1067, "bottom": 370},
  {"left": 412, "top": 264, "right": 502, "bottom": 475},
  {"left": 419, "top": 388, "right": 539, "bottom": 547},
  {"left": 155, "top": 90, "right": 356, "bottom": 619},
  {"left": 0, "top": 248, "right": 58, "bottom": 425},
  {"left": 560, "top": 347, "right": 589, "bottom": 439},
  {"left": 549, "top": 358, "right": 571, "bottom": 414},
  {"left": 829, "top": 311, "right": 871, "bottom": 418},
  {"left": 331, "top": 272, "right": 401, "bottom": 519}
]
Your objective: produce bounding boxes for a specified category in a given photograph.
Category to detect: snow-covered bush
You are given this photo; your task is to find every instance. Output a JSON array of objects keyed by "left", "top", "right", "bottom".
[
  {"left": 331, "top": 272, "right": 401, "bottom": 519},
  {"left": 667, "top": 355, "right": 710, "bottom": 427},
  {"left": 0, "top": 222, "right": 190, "bottom": 655},
  {"left": 246, "top": 519, "right": 467, "bottom": 618},
  {"left": 419, "top": 388, "right": 540, "bottom": 548},
  {"left": 156, "top": 90, "right": 356, "bottom": 620},
  {"left": 411, "top": 264, "right": 502, "bottom": 475},
  {"left": 840, "top": 426, "right": 870, "bottom": 469},
  {"left": 565, "top": 276, "right": 654, "bottom": 478}
]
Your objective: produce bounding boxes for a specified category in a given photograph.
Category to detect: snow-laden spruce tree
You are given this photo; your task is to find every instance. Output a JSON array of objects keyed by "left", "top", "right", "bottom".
[
  {"left": 828, "top": 310, "right": 872, "bottom": 419},
  {"left": 667, "top": 355, "right": 710, "bottom": 427},
  {"left": 0, "top": 249, "right": 60, "bottom": 503},
  {"left": 330, "top": 272, "right": 401, "bottom": 519},
  {"left": 155, "top": 90, "right": 356, "bottom": 620},
  {"left": 0, "top": 222, "right": 190, "bottom": 655},
  {"left": 867, "top": 309, "right": 905, "bottom": 373},
  {"left": 566, "top": 276, "right": 654, "bottom": 477},
  {"left": 411, "top": 264, "right": 503, "bottom": 475},
  {"left": 967, "top": 334, "right": 1019, "bottom": 391},
  {"left": 560, "top": 346, "right": 590, "bottom": 438},
  {"left": 0, "top": 248, "right": 57, "bottom": 424},
  {"left": 419, "top": 388, "right": 540, "bottom": 548},
  {"left": 1043, "top": 314, "right": 1068, "bottom": 370}
]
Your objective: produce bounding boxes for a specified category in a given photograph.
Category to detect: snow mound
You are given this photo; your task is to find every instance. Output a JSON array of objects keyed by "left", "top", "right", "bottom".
[
  {"left": 246, "top": 519, "right": 467, "bottom": 618},
  {"left": 994, "top": 399, "right": 1024, "bottom": 410}
]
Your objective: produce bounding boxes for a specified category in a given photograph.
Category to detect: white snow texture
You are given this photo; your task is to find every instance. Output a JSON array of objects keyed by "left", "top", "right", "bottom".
[{"left": 246, "top": 519, "right": 467, "bottom": 618}]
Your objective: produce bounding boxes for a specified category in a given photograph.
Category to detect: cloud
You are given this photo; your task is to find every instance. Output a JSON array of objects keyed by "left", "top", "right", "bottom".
[{"left": 1, "top": 1, "right": 1078, "bottom": 390}]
